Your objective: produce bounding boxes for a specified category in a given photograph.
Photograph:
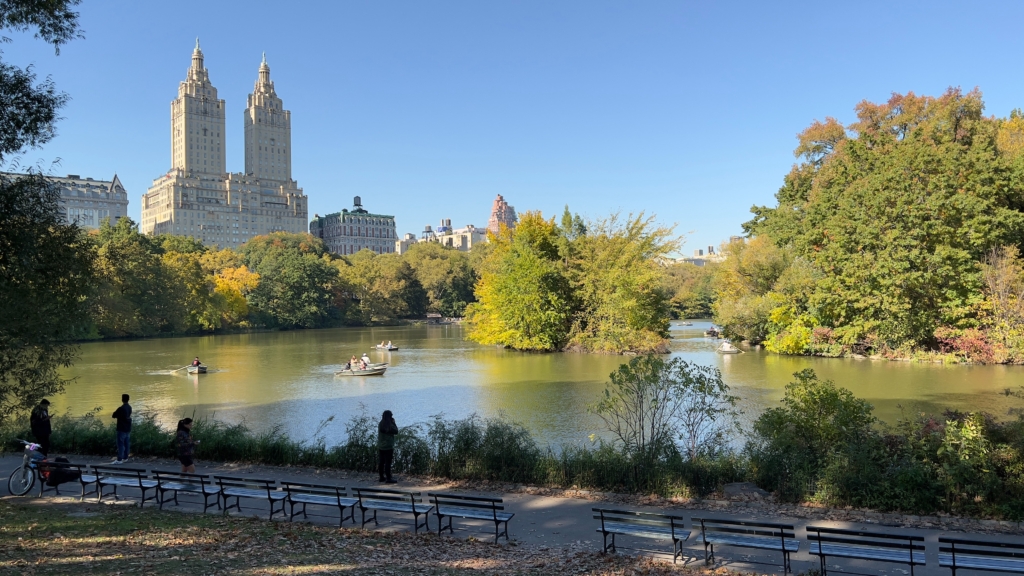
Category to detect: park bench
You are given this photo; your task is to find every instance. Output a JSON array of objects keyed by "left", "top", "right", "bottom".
[
  {"left": 807, "top": 525, "right": 925, "bottom": 576},
  {"left": 283, "top": 481, "right": 357, "bottom": 526},
  {"left": 153, "top": 470, "right": 221, "bottom": 512},
  {"left": 593, "top": 508, "right": 689, "bottom": 563},
  {"left": 35, "top": 461, "right": 89, "bottom": 499},
  {"left": 215, "top": 476, "right": 286, "bottom": 520},
  {"left": 430, "top": 492, "right": 515, "bottom": 543},
  {"left": 353, "top": 487, "right": 432, "bottom": 533},
  {"left": 92, "top": 465, "right": 158, "bottom": 506},
  {"left": 694, "top": 517, "right": 799, "bottom": 573},
  {"left": 939, "top": 536, "right": 1024, "bottom": 574}
]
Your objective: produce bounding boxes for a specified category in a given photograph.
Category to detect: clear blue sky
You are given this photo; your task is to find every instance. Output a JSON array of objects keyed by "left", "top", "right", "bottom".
[{"left": 5, "top": 1, "right": 1024, "bottom": 254}]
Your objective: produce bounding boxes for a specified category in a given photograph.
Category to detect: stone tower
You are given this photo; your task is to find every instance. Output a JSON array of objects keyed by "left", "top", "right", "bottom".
[
  {"left": 487, "top": 194, "right": 517, "bottom": 235},
  {"left": 170, "top": 38, "right": 226, "bottom": 174},
  {"left": 244, "top": 53, "right": 292, "bottom": 182}
]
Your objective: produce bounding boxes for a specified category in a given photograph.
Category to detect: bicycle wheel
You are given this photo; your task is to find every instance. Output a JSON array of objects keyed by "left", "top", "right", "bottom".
[{"left": 7, "top": 465, "right": 36, "bottom": 496}]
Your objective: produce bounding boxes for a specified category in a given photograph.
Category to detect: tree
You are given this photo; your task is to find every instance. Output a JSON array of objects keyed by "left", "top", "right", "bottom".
[
  {"left": 747, "top": 369, "right": 876, "bottom": 499},
  {"left": 465, "top": 212, "right": 573, "bottom": 351},
  {"left": 567, "top": 213, "right": 677, "bottom": 353},
  {"left": 91, "top": 217, "right": 178, "bottom": 337},
  {"left": 743, "top": 89, "right": 1024, "bottom": 354},
  {"left": 592, "top": 356, "right": 737, "bottom": 462},
  {"left": 0, "top": 1, "right": 89, "bottom": 423},
  {"left": 401, "top": 242, "right": 476, "bottom": 317},
  {"left": 240, "top": 233, "right": 340, "bottom": 328},
  {"left": 662, "top": 260, "right": 716, "bottom": 319},
  {"left": 336, "top": 250, "right": 425, "bottom": 324}
]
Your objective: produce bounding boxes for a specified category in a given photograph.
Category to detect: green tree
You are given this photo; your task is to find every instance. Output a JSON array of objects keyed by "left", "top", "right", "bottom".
[
  {"left": 91, "top": 218, "right": 180, "bottom": 336},
  {"left": 744, "top": 89, "right": 1024, "bottom": 354},
  {"left": 0, "top": 0, "right": 89, "bottom": 423},
  {"left": 240, "top": 232, "right": 340, "bottom": 328},
  {"left": 401, "top": 242, "right": 476, "bottom": 317},
  {"left": 747, "top": 369, "right": 876, "bottom": 499},
  {"left": 662, "top": 260, "right": 716, "bottom": 319},
  {"left": 336, "top": 250, "right": 425, "bottom": 324},
  {"left": 567, "top": 213, "right": 677, "bottom": 353},
  {"left": 465, "top": 213, "right": 572, "bottom": 351}
]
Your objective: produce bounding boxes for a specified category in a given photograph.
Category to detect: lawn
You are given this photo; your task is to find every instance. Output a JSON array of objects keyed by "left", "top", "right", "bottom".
[{"left": 0, "top": 497, "right": 724, "bottom": 575}]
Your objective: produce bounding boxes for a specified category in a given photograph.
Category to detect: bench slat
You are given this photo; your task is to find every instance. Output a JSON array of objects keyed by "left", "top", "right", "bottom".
[
  {"left": 706, "top": 534, "right": 800, "bottom": 552},
  {"left": 222, "top": 487, "right": 285, "bottom": 500},
  {"left": 811, "top": 543, "right": 926, "bottom": 564},
  {"left": 939, "top": 553, "right": 1024, "bottom": 572},
  {"left": 437, "top": 506, "right": 513, "bottom": 522},
  {"left": 598, "top": 522, "right": 688, "bottom": 540},
  {"left": 290, "top": 494, "right": 358, "bottom": 507}
]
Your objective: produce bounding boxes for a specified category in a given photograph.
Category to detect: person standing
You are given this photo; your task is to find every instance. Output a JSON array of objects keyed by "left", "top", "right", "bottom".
[
  {"left": 377, "top": 410, "right": 398, "bottom": 483},
  {"left": 111, "top": 394, "right": 132, "bottom": 464},
  {"left": 30, "top": 399, "right": 52, "bottom": 457},
  {"left": 176, "top": 418, "right": 199, "bottom": 473}
]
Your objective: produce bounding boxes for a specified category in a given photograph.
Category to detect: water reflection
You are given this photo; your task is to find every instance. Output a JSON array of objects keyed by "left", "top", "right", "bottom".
[{"left": 55, "top": 321, "right": 1024, "bottom": 448}]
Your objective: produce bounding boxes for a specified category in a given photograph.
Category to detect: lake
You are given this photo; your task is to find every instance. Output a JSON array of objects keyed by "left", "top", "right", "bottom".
[{"left": 53, "top": 321, "right": 1024, "bottom": 447}]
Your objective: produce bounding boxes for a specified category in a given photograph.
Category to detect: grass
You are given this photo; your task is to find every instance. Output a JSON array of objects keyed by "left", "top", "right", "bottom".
[{"left": 0, "top": 498, "right": 723, "bottom": 575}]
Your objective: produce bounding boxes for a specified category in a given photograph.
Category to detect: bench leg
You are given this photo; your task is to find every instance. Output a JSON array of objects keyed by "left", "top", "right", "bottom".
[
  {"left": 673, "top": 539, "right": 682, "bottom": 564},
  {"left": 783, "top": 550, "right": 791, "bottom": 574},
  {"left": 819, "top": 552, "right": 827, "bottom": 576},
  {"left": 705, "top": 543, "right": 714, "bottom": 566}
]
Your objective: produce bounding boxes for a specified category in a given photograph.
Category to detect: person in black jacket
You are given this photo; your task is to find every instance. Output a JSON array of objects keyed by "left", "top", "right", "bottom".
[
  {"left": 30, "top": 399, "right": 51, "bottom": 456},
  {"left": 111, "top": 394, "right": 132, "bottom": 464},
  {"left": 377, "top": 410, "right": 398, "bottom": 483}
]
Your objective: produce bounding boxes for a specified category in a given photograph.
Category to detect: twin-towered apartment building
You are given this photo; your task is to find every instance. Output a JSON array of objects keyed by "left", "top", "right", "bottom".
[
  {"left": 46, "top": 41, "right": 512, "bottom": 256},
  {"left": 140, "top": 40, "right": 308, "bottom": 248}
]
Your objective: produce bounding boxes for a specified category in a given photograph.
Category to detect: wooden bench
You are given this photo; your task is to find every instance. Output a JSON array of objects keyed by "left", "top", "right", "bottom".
[
  {"left": 940, "top": 536, "right": 1024, "bottom": 574},
  {"left": 215, "top": 476, "right": 286, "bottom": 520},
  {"left": 694, "top": 517, "right": 799, "bottom": 573},
  {"left": 283, "top": 481, "right": 357, "bottom": 526},
  {"left": 92, "top": 465, "right": 158, "bottom": 507},
  {"left": 593, "top": 508, "right": 689, "bottom": 563},
  {"left": 353, "top": 487, "right": 433, "bottom": 534},
  {"left": 153, "top": 470, "right": 221, "bottom": 512},
  {"left": 430, "top": 493, "right": 515, "bottom": 543},
  {"left": 807, "top": 526, "right": 925, "bottom": 576},
  {"left": 36, "top": 461, "right": 91, "bottom": 499}
]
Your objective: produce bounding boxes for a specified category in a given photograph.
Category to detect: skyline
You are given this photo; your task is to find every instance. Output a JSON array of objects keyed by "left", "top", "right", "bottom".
[{"left": 4, "top": 1, "right": 1024, "bottom": 253}]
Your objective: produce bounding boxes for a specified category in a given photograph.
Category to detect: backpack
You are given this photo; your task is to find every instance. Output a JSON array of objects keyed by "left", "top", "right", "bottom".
[{"left": 45, "top": 457, "right": 82, "bottom": 486}]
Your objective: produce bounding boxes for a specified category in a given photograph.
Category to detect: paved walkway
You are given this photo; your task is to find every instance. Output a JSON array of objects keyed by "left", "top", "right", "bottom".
[{"left": 1, "top": 454, "right": 1020, "bottom": 575}]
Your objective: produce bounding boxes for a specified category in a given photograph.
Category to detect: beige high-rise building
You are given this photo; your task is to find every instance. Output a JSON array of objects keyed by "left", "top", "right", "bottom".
[{"left": 142, "top": 41, "right": 307, "bottom": 248}]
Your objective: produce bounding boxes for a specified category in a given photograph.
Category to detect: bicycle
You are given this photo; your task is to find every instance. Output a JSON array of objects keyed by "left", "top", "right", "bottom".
[{"left": 7, "top": 439, "right": 45, "bottom": 496}]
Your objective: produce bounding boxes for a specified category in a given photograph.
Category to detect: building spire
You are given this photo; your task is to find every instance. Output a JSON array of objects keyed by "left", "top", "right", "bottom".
[
  {"left": 258, "top": 52, "right": 270, "bottom": 84},
  {"left": 191, "top": 37, "right": 204, "bottom": 71}
]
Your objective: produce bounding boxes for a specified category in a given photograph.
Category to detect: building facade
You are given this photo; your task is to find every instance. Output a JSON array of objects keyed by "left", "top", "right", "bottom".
[
  {"left": 487, "top": 194, "right": 517, "bottom": 235},
  {"left": 141, "top": 41, "right": 307, "bottom": 248},
  {"left": 394, "top": 219, "right": 488, "bottom": 255},
  {"left": 11, "top": 173, "right": 129, "bottom": 229},
  {"left": 309, "top": 196, "right": 396, "bottom": 255}
]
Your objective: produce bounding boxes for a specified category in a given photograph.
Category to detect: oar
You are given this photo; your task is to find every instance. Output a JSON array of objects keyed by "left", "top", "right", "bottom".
[{"left": 171, "top": 366, "right": 190, "bottom": 373}]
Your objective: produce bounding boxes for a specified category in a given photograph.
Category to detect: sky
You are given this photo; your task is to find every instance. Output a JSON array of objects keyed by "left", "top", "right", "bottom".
[{"left": 4, "top": 1, "right": 1024, "bottom": 255}]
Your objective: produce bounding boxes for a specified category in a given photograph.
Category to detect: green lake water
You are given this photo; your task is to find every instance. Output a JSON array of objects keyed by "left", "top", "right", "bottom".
[{"left": 54, "top": 321, "right": 1024, "bottom": 447}]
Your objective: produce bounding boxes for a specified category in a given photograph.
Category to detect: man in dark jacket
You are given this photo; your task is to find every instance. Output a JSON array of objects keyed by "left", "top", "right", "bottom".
[
  {"left": 30, "top": 399, "right": 51, "bottom": 456},
  {"left": 111, "top": 394, "right": 132, "bottom": 464},
  {"left": 377, "top": 410, "right": 398, "bottom": 483}
]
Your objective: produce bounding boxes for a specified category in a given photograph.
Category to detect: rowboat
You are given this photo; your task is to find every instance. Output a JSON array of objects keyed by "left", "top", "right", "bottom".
[
  {"left": 679, "top": 321, "right": 693, "bottom": 326},
  {"left": 716, "top": 342, "right": 742, "bottom": 354},
  {"left": 187, "top": 365, "right": 208, "bottom": 374},
  {"left": 335, "top": 366, "right": 387, "bottom": 376},
  {"left": 705, "top": 327, "right": 722, "bottom": 338},
  {"left": 375, "top": 345, "right": 399, "bottom": 351}
]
